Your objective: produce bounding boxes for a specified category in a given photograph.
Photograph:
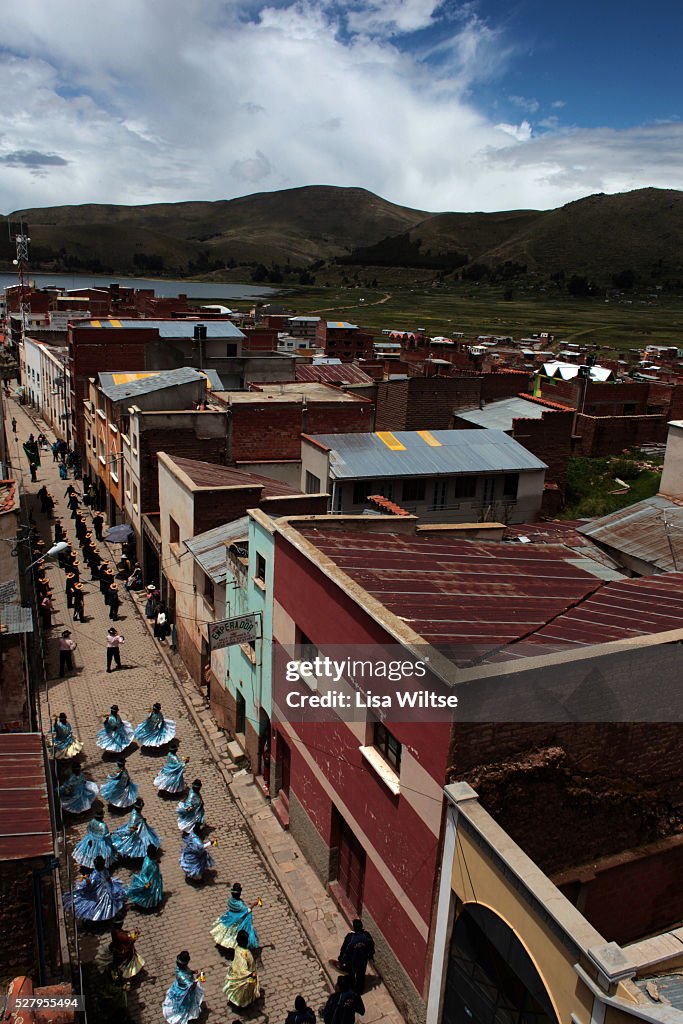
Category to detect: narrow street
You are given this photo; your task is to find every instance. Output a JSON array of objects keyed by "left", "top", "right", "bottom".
[{"left": 6, "top": 396, "right": 332, "bottom": 1022}]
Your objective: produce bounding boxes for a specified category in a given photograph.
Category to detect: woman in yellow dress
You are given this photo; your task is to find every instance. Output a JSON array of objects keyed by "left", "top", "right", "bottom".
[{"left": 222, "top": 930, "right": 260, "bottom": 1009}]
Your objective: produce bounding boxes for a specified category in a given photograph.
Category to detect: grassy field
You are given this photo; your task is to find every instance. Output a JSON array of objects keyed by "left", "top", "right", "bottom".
[
  {"left": 222, "top": 279, "right": 683, "bottom": 355},
  {"left": 562, "top": 454, "right": 663, "bottom": 519}
]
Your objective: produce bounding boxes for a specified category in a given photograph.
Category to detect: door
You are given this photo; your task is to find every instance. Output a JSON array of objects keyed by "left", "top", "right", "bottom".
[
  {"left": 334, "top": 809, "right": 366, "bottom": 913},
  {"left": 278, "top": 733, "right": 291, "bottom": 797},
  {"left": 235, "top": 691, "right": 246, "bottom": 736}
]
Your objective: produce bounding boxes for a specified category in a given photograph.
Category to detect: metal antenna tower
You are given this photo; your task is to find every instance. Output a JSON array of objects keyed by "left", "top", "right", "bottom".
[{"left": 8, "top": 220, "right": 31, "bottom": 339}]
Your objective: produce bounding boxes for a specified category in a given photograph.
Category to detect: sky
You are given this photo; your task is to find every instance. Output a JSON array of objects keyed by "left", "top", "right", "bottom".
[{"left": 0, "top": 0, "right": 682, "bottom": 215}]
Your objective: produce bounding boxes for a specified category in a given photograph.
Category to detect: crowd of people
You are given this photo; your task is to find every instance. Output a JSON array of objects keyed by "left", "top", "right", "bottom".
[{"left": 22, "top": 409, "right": 374, "bottom": 1023}]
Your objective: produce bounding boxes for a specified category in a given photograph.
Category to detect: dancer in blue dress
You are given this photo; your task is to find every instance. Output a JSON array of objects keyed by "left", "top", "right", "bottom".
[
  {"left": 210, "top": 882, "right": 260, "bottom": 950},
  {"left": 179, "top": 823, "right": 217, "bottom": 882},
  {"left": 162, "top": 951, "right": 206, "bottom": 1024},
  {"left": 52, "top": 713, "right": 83, "bottom": 760},
  {"left": 64, "top": 856, "right": 126, "bottom": 921},
  {"left": 96, "top": 705, "right": 134, "bottom": 754},
  {"left": 176, "top": 779, "right": 205, "bottom": 833},
  {"left": 112, "top": 798, "right": 161, "bottom": 858},
  {"left": 63, "top": 866, "right": 97, "bottom": 919},
  {"left": 59, "top": 764, "right": 99, "bottom": 814},
  {"left": 73, "top": 810, "right": 116, "bottom": 868},
  {"left": 134, "top": 702, "right": 176, "bottom": 748},
  {"left": 126, "top": 844, "right": 164, "bottom": 909},
  {"left": 101, "top": 760, "right": 139, "bottom": 809},
  {"left": 154, "top": 739, "right": 188, "bottom": 794}
]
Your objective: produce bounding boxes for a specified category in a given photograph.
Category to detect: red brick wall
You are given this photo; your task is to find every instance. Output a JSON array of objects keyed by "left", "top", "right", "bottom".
[
  {"left": 140, "top": 429, "right": 227, "bottom": 512},
  {"left": 481, "top": 371, "right": 532, "bottom": 402},
  {"left": 575, "top": 413, "right": 667, "bottom": 455},
  {"left": 556, "top": 836, "right": 683, "bottom": 945},
  {"left": 449, "top": 720, "right": 683, "bottom": 877},
  {"left": 230, "top": 401, "right": 373, "bottom": 461},
  {"left": 511, "top": 409, "right": 574, "bottom": 491},
  {"left": 193, "top": 487, "right": 263, "bottom": 534},
  {"left": 540, "top": 378, "right": 651, "bottom": 414},
  {"left": 375, "top": 377, "right": 483, "bottom": 431}
]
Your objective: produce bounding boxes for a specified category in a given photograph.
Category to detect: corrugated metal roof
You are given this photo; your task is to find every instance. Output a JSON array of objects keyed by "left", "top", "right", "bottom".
[
  {"left": 98, "top": 367, "right": 204, "bottom": 401},
  {"left": 456, "top": 397, "right": 550, "bottom": 432},
  {"left": 521, "top": 572, "right": 683, "bottom": 652},
  {"left": 78, "top": 319, "right": 244, "bottom": 338},
  {"left": 577, "top": 496, "right": 683, "bottom": 572},
  {"left": 0, "top": 605, "right": 34, "bottom": 634},
  {"left": 185, "top": 517, "right": 250, "bottom": 584},
  {"left": 170, "top": 457, "right": 299, "bottom": 495},
  {"left": 296, "top": 528, "right": 602, "bottom": 656},
  {"left": 637, "top": 974, "right": 683, "bottom": 1010},
  {"left": 295, "top": 363, "right": 374, "bottom": 386},
  {"left": 326, "top": 321, "right": 357, "bottom": 329},
  {"left": 0, "top": 734, "right": 53, "bottom": 860},
  {"left": 306, "top": 430, "right": 547, "bottom": 480}
]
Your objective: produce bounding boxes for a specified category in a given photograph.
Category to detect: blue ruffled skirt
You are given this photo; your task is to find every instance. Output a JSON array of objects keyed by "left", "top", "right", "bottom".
[
  {"left": 60, "top": 778, "right": 99, "bottom": 814},
  {"left": 72, "top": 832, "right": 116, "bottom": 868},
  {"left": 126, "top": 866, "right": 163, "bottom": 908},
  {"left": 210, "top": 908, "right": 260, "bottom": 950},
  {"left": 176, "top": 801, "right": 205, "bottom": 834},
  {"left": 96, "top": 720, "right": 134, "bottom": 752},
  {"left": 112, "top": 819, "right": 161, "bottom": 858},
  {"left": 179, "top": 839, "right": 214, "bottom": 880},
  {"left": 162, "top": 979, "right": 205, "bottom": 1024},
  {"left": 64, "top": 873, "right": 125, "bottom": 921},
  {"left": 154, "top": 760, "right": 186, "bottom": 794},
  {"left": 134, "top": 717, "right": 176, "bottom": 747},
  {"left": 101, "top": 775, "right": 139, "bottom": 808}
]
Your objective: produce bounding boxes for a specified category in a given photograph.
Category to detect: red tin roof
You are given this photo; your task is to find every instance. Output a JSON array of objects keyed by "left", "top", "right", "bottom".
[{"left": 0, "top": 733, "right": 53, "bottom": 861}]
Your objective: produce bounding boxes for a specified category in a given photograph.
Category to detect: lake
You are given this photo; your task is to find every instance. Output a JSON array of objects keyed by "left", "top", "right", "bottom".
[{"left": 0, "top": 271, "right": 275, "bottom": 302}]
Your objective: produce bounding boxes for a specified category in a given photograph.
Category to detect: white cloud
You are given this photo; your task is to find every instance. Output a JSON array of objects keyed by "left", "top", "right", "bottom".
[{"left": 0, "top": 1, "right": 681, "bottom": 217}]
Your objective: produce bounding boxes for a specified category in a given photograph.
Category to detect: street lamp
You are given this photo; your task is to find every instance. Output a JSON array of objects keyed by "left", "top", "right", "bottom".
[{"left": 25, "top": 540, "right": 69, "bottom": 573}]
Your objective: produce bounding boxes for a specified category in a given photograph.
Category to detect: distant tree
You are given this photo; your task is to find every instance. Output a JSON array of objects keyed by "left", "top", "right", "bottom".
[
  {"left": 612, "top": 268, "right": 636, "bottom": 290},
  {"left": 568, "top": 275, "right": 592, "bottom": 297},
  {"left": 251, "top": 263, "right": 269, "bottom": 282}
]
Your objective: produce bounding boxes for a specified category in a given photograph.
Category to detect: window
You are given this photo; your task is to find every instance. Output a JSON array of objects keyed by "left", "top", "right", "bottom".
[
  {"left": 203, "top": 572, "right": 215, "bottom": 607},
  {"left": 132, "top": 483, "right": 138, "bottom": 507},
  {"left": 125, "top": 470, "right": 131, "bottom": 495},
  {"left": 226, "top": 343, "right": 237, "bottom": 357},
  {"left": 352, "top": 480, "right": 375, "bottom": 505},
  {"left": 373, "top": 721, "right": 402, "bottom": 773},
  {"left": 402, "top": 479, "right": 426, "bottom": 503},
  {"left": 255, "top": 553, "right": 266, "bottom": 582},
  {"left": 503, "top": 473, "right": 519, "bottom": 500},
  {"left": 623, "top": 403, "right": 637, "bottom": 415},
  {"left": 305, "top": 471, "right": 321, "bottom": 494},
  {"left": 169, "top": 516, "right": 180, "bottom": 544},
  {"left": 434, "top": 479, "right": 448, "bottom": 509},
  {"left": 455, "top": 476, "right": 477, "bottom": 500},
  {"left": 99, "top": 439, "right": 106, "bottom": 462}
]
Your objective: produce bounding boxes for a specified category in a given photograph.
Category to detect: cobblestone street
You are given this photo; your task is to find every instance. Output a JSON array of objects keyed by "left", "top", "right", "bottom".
[{"left": 7, "top": 396, "right": 338, "bottom": 1023}]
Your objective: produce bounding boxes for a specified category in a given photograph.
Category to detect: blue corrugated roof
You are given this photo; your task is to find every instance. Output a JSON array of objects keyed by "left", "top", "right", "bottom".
[{"left": 306, "top": 430, "right": 547, "bottom": 479}]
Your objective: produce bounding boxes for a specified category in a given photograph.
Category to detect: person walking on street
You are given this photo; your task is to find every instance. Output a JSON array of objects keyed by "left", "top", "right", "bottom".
[
  {"left": 93, "top": 512, "right": 104, "bottom": 541},
  {"left": 73, "top": 583, "right": 85, "bottom": 622},
  {"left": 322, "top": 977, "right": 365, "bottom": 1024},
  {"left": 154, "top": 602, "right": 169, "bottom": 643},
  {"left": 40, "top": 592, "right": 55, "bottom": 629},
  {"left": 106, "top": 626, "right": 125, "bottom": 672},
  {"left": 285, "top": 995, "right": 316, "bottom": 1024},
  {"left": 65, "top": 573, "right": 76, "bottom": 608},
  {"left": 11, "top": 417, "right": 16, "bottom": 434},
  {"left": 59, "top": 630, "right": 77, "bottom": 677},
  {"left": 338, "top": 919, "right": 375, "bottom": 995},
  {"left": 108, "top": 582, "right": 121, "bottom": 620},
  {"left": 30, "top": 461, "right": 38, "bottom": 482}
]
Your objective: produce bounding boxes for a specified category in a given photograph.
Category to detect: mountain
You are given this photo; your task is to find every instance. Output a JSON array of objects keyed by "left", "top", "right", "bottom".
[
  {"left": 2, "top": 186, "right": 428, "bottom": 276},
  {"left": 346, "top": 188, "right": 683, "bottom": 286},
  {"left": 4, "top": 186, "right": 683, "bottom": 287}
]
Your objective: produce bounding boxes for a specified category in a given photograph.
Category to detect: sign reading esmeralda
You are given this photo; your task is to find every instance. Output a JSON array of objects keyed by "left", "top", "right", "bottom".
[{"left": 208, "top": 614, "right": 259, "bottom": 651}]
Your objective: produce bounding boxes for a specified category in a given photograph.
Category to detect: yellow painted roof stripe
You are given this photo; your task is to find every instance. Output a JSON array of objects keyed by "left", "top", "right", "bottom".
[
  {"left": 418, "top": 430, "right": 442, "bottom": 447},
  {"left": 110, "top": 319, "right": 122, "bottom": 328},
  {"left": 91, "top": 320, "right": 101, "bottom": 328},
  {"left": 376, "top": 431, "right": 406, "bottom": 451},
  {"left": 111, "top": 371, "right": 159, "bottom": 385}
]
